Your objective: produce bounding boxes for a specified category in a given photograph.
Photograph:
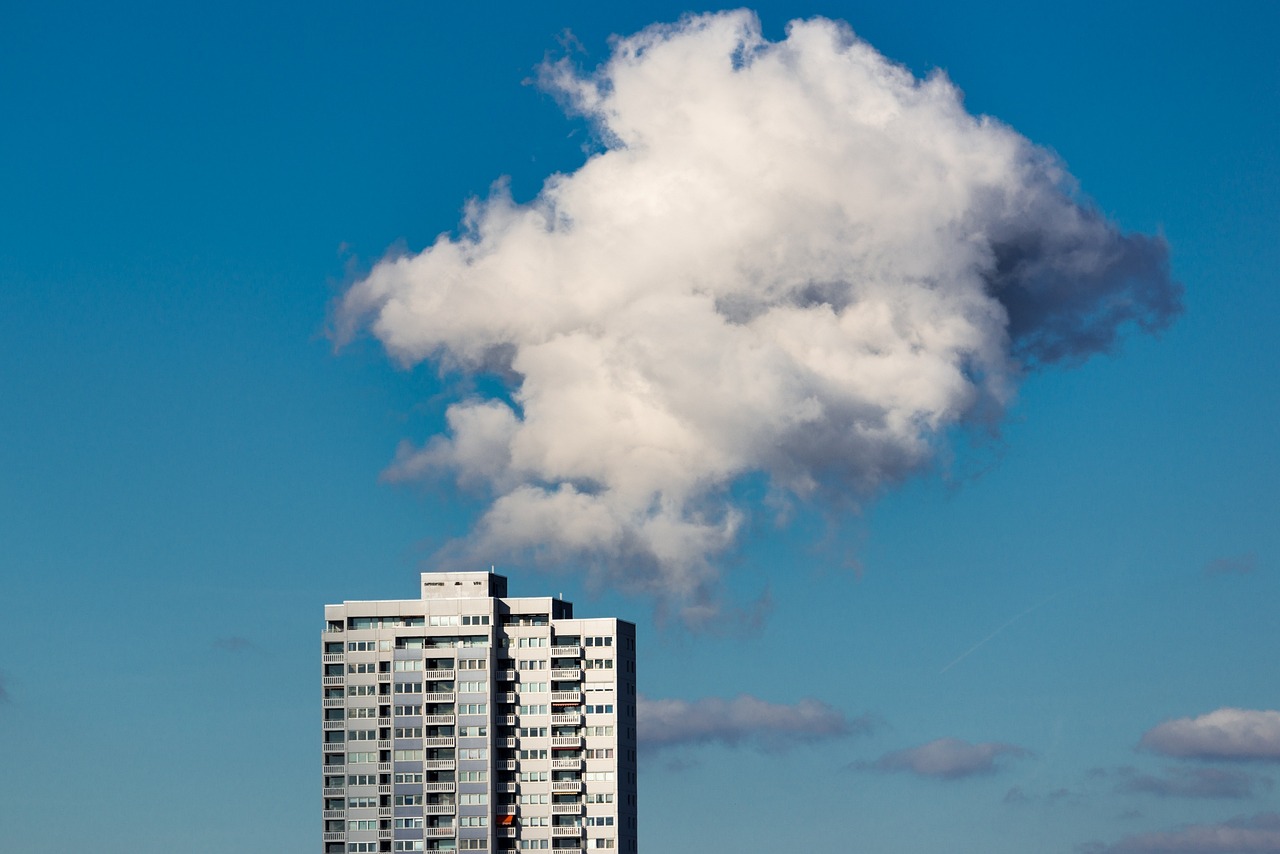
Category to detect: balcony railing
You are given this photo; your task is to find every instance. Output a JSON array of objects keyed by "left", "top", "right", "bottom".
[
  {"left": 552, "top": 826, "right": 583, "bottom": 837},
  {"left": 552, "top": 781, "right": 582, "bottom": 792},
  {"left": 423, "top": 692, "right": 456, "bottom": 703},
  {"left": 424, "top": 669, "right": 455, "bottom": 680},
  {"left": 323, "top": 809, "right": 345, "bottom": 819},
  {"left": 377, "top": 763, "right": 391, "bottom": 772},
  {"left": 423, "top": 737, "right": 455, "bottom": 748},
  {"left": 323, "top": 676, "right": 345, "bottom": 686},
  {"left": 551, "top": 803, "right": 582, "bottom": 814},
  {"left": 377, "top": 785, "right": 391, "bottom": 795},
  {"left": 550, "top": 691, "right": 581, "bottom": 704},
  {"left": 551, "top": 758, "right": 582, "bottom": 769},
  {"left": 551, "top": 737, "right": 581, "bottom": 748},
  {"left": 322, "top": 832, "right": 345, "bottom": 842},
  {"left": 323, "top": 653, "right": 345, "bottom": 663},
  {"left": 322, "top": 742, "right": 345, "bottom": 752},
  {"left": 551, "top": 669, "right": 581, "bottom": 680},
  {"left": 323, "top": 720, "right": 344, "bottom": 730},
  {"left": 424, "top": 782, "right": 455, "bottom": 793},
  {"left": 423, "top": 714, "right": 455, "bottom": 725},
  {"left": 377, "top": 740, "right": 391, "bottom": 750},
  {"left": 378, "top": 807, "right": 392, "bottom": 818},
  {"left": 550, "top": 646, "right": 580, "bottom": 657},
  {"left": 323, "top": 698, "right": 344, "bottom": 708},
  {"left": 425, "top": 826, "right": 455, "bottom": 838},
  {"left": 424, "top": 804, "right": 455, "bottom": 815},
  {"left": 423, "top": 760, "right": 455, "bottom": 770},
  {"left": 551, "top": 713, "right": 580, "bottom": 725},
  {"left": 323, "top": 787, "right": 345, "bottom": 797}
]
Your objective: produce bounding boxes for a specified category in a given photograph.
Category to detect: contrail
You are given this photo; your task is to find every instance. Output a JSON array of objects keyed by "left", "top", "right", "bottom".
[{"left": 940, "top": 593, "right": 1060, "bottom": 675}]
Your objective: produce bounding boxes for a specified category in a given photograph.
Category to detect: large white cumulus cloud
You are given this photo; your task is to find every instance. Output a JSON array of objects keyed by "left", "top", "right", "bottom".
[{"left": 338, "top": 11, "right": 1179, "bottom": 622}]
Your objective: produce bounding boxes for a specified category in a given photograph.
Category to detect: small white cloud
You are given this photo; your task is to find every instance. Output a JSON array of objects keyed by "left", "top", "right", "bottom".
[
  {"left": 1141, "top": 709, "right": 1280, "bottom": 762},
  {"left": 861, "top": 737, "right": 1031, "bottom": 779},
  {"left": 1204, "top": 553, "right": 1258, "bottom": 576},
  {"left": 1092, "top": 812, "right": 1280, "bottom": 853},
  {"left": 1116, "top": 766, "right": 1271, "bottom": 800},
  {"left": 638, "top": 693, "right": 866, "bottom": 752}
]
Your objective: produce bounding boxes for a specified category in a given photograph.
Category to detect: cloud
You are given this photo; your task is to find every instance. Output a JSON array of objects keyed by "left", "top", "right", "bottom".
[
  {"left": 337, "top": 10, "right": 1180, "bottom": 621},
  {"left": 637, "top": 693, "right": 867, "bottom": 752},
  {"left": 1088, "top": 813, "right": 1280, "bottom": 853},
  {"left": 1141, "top": 709, "right": 1280, "bottom": 762},
  {"left": 213, "top": 636, "right": 258, "bottom": 653},
  {"left": 1004, "top": 785, "right": 1081, "bottom": 806},
  {"left": 1116, "top": 766, "right": 1272, "bottom": 800},
  {"left": 1204, "top": 554, "right": 1257, "bottom": 576},
  {"left": 860, "top": 737, "right": 1031, "bottom": 779}
]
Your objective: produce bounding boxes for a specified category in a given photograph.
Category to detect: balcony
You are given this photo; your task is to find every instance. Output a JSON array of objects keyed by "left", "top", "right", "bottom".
[
  {"left": 423, "top": 737, "right": 455, "bottom": 748},
  {"left": 424, "top": 782, "right": 455, "bottom": 793},
  {"left": 425, "top": 826, "right": 455, "bottom": 838},
  {"left": 323, "top": 676, "right": 345, "bottom": 686},
  {"left": 551, "top": 669, "right": 581, "bottom": 680},
  {"left": 423, "top": 714, "right": 455, "bottom": 725},
  {"left": 323, "top": 720, "right": 344, "bottom": 730},
  {"left": 552, "top": 826, "right": 583, "bottom": 837},
  {"left": 496, "top": 804, "right": 517, "bottom": 816},
  {"left": 550, "top": 646, "right": 580, "bottom": 657},
  {"left": 551, "top": 737, "right": 581, "bottom": 749},
  {"left": 377, "top": 829, "right": 392, "bottom": 840},
  {"left": 323, "top": 809, "right": 345, "bottom": 819},
  {"left": 551, "top": 691, "right": 581, "bottom": 704},
  {"left": 322, "top": 832, "right": 345, "bottom": 842},
  {"left": 377, "top": 785, "right": 392, "bottom": 795},
  {"left": 424, "top": 804, "right": 455, "bottom": 815},
  {"left": 551, "top": 758, "right": 582, "bottom": 770},
  {"left": 323, "top": 698, "right": 344, "bottom": 708},
  {"left": 552, "top": 847, "right": 583, "bottom": 854},
  {"left": 423, "top": 760, "right": 455, "bottom": 770},
  {"left": 552, "top": 781, "right": 582, "bottom": 793},
  {"left": 423, "top": 692, "right": 456, "bottom": 703},
  {"left": 323, "top": 787, "right": 345, "bottom": 797},
  {"left": 323, "top": 653, "right": 345, "bottom": 663},
  {"left": 551, "top": 713, "right": 580, "bottom": 725},
  {"left": 424, "top": 669, "right": 455, "bottom": 680},
  {"left": 378, "top": 740, "right": 392, "bottom": 750},
  {"left": 322, "top": 742, "right": 345, "bottom": 752},
  {"left": 377, "top": 763, "right": 391, "bottom": 772},
  {"left": 378, "top": 807, "right": 392, "bottom": 818},
  {"left": 499, "top": 760, "right": 517, "bottom": 770},
  {"left": 378, "top": 717, "right": 392, "bottom": 727},
  {"left": 499, "top": 782, "right": 517, "bottom": 793},
  {"left": 499, "top": 692, "right": 517, "bottom": 703},
  {"left": 551, "top": 803, "right": 582, "bottom": 814}
]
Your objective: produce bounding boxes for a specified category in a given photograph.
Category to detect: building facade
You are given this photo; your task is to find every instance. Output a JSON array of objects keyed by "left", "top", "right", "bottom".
[{"left": 322, "top": 571, "right": 638, "bottom": 854}]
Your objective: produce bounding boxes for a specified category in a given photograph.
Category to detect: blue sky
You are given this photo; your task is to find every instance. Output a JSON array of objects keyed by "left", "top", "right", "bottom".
[{"left": 1, "top": 2, "right": 1277, "bottom": 852}]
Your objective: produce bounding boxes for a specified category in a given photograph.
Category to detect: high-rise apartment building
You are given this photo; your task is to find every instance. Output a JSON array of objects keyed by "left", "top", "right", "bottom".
[{"left": 322, "top": 571, "right": 638, "bottom": 854}]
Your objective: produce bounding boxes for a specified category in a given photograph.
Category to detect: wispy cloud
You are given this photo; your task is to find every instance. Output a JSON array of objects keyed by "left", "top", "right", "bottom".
[
  {"left": 1086, "top": 812, "right": 1280, "bottom": 853},
  {"left": 638, "top": 693, "right": 868, "bottom": 753},
  {"left": 1113, "top": 766, "right": 1272, "bottom": 799},
  {"left": 1204, "top": 553, "right": 1257, "bottom": 576},
  {"left": 213, "top": 636, "right": 258, "bottom": 653},
  {"left": 858, "top": 737, "right": 1031, "bottom": 779},
  {"left": 1004, "top": 785, "right": 1081, "bottom": 806},
  {"left": 1140, "top": 709, "right": 1280, "bottom": 762},
  {"left": 336, "top": 9, "right": 1179, "bottom": 624}
]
